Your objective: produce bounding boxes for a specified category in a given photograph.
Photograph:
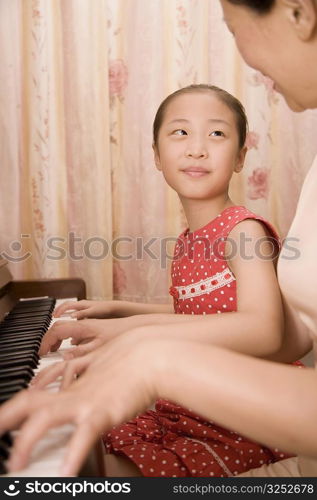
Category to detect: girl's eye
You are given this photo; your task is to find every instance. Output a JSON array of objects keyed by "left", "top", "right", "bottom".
[
  {"left": 173, "top": 129, "right": 187, "bottom": 136},
  {"left": 210, "top": 130, "right": 224, "bottom": 137}
]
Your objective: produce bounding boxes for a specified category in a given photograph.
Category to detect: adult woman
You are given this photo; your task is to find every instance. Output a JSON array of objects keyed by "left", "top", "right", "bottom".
[{"left": 0, "top": 0, "right": 317, "bottom": 477}]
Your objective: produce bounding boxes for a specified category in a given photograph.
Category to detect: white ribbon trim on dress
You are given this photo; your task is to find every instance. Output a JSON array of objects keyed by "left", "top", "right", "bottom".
[{"left": 174, "top": 267, "right": 235, "bottom": 301}]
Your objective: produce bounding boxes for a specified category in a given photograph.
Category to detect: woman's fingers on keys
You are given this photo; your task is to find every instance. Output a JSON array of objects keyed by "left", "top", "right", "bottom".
[
  {"left": 7, "top": 393, "right": 74, "bottom": 472},
  {"left": 61, "top": 421, "right": 100, "bottom": 476},
  {"left": 30, "top": 362, "right": 67, "bottom": 389},
  {"left": 63, "top": 340, "right": 99, "bottom": 360},
  {"left": 60, "top": 358, "right": 89, "bottom": 389},
  {"left": 0, "top": 390, "right": 33, "bottom": 434}
]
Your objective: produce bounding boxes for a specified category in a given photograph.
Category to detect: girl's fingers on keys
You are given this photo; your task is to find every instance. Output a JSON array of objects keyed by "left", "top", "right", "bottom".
[
  {"left": 53, "top": 301, "right": 78, "bottom": 318},
  {"left": 54, "top": 301, "right": 90, "bottom": 318},
  {"left": 39, "top": 322, "right": 77, "bottom": 355},
  {"left": 72, "top": 310, "right": 90, "bottom": 319}
]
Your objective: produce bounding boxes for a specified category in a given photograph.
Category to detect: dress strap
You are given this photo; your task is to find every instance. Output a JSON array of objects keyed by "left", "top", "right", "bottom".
[{"left": 218, "top": 206, "right": 280, "bottom": 250}]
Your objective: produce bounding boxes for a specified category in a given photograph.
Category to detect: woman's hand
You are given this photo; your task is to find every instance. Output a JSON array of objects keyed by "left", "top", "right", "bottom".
[
  {"left": 35, "top": 325, "right": 161, "bottom": 389},
  {"left": 31, "top": 353, "right": 94, "bottom": 390},
  {"left": 0, "top": 331, "right": 170, "bottom": 476},
  {"left": 53, "top": 300, "right": 120, "bottom": 320}
]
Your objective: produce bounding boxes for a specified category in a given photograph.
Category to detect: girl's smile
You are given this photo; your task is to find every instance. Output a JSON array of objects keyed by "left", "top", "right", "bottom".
[{"left": 181, "top": 166, "right": 210, "bottom": 178}]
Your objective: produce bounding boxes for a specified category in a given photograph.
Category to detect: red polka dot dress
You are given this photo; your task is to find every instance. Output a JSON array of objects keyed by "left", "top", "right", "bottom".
[{"left": 104, "top": 206, "right": 296, "bottom": 477}]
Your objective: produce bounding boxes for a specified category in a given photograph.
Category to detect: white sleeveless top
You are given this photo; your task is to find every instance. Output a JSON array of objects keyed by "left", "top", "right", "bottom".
[
  {"left": 278, "top": 155, "right": 317, "bottom": 476},
  {"left": 279, "top": 154, "right": 317, "bottom": 340},
  {"left": 239, "top": 156, "right": 317, "bottom": 478}
]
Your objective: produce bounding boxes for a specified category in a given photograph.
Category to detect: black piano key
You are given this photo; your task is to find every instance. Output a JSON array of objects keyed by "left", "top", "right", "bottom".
[
  {"left": 1, "top": 433, "right": 13, "bottom": 447},
  {"left": 0, "top": 433, "right": 12, "bottom": 475},
  {"left": 11, "top": 303, "right": 53, "bottom": 309},
  {"left": 2, "top": 318, "right": 52, "bottom": 326},
  {"left": 0, "top": 364, "right": 33, "bottom": 376},
  {"left": 0, "top": 378, "right": 28, "bottom": 390},
  {"left": 5, "top": 307, "right": 49, "bottom": 314},
  {"left": 5, "top": 315, "right": 51, "bottom": 323},
  {"left": 10, "top": 300, "right": 55, "bottom": 314},
  {"left": 0, "top": 353, "right": 39, "bottom": 369},
  {"left": 0, "top": 295, "right": 62, "bottom": 475},
  {"left": 0, "top": 335, "right": 42, "bottom": 344},
  {"left": 0, "top": 439, "right": 10, "bottom": 460},
  {"left": 0, "top": 293, "right": 57, "bottom": 461},
  {"left": 0, "top": 345, "right": 41, "bottom": 356},
  {"left": 0, "top": 384, "right": 29, "bottom": 404},
  {"left": 0, "top": 334, "right": 42, "bottom": 344},
  {"left": 0, "top": 326, "right": 47, "bottom": 335},
  {"left": 0, "top": 369, "right": 33, "bottom": 383},
  {"left": 0, "top": 349, "right": 39, "bottom": 359}
]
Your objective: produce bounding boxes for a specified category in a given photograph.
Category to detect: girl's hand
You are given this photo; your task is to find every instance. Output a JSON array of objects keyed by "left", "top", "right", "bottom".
[
  {"left": 39, "top": 319, "right": 101, "bottom": 355},
  {"left": 53, "top": 300, "right": 120, "bottom": 319},
  {"left": 39, "top": 317, "right": 135, "bottom": 356}
]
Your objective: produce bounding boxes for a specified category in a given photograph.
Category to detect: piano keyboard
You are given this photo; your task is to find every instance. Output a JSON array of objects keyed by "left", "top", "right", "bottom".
[{"left": 0, "top": 297, "right": 81, "bottom": 477}]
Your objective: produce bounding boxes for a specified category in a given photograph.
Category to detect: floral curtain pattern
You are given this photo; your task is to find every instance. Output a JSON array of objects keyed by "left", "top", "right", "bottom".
[{"left": 1, "top": 0, "right": 317, "bottom": 301}]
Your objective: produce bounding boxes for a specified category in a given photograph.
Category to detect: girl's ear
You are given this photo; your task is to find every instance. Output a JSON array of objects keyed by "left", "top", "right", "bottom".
[
  {"left": 234, "top": 146, "right": 247, "bottom": 173},
  {"left": 153, "top": 143, "right": 162, "bottom": 171}
]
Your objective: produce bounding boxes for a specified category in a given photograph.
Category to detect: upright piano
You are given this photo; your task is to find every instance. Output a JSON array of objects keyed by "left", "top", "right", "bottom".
[{"left": 0, "top": 257, "right": 104, "bottom": 476}]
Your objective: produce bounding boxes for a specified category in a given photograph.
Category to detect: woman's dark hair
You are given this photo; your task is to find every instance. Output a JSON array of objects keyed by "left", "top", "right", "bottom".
[
  {"left": 226, "top": 0, "right": 275, "bottom": 13},
  {"left": 153, "top": 84, "right": 248, "bottom": 150}
]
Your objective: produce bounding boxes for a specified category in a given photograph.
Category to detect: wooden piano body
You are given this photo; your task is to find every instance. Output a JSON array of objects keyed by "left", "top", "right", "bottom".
[
  {"left": 0, "top": 257, "right": 86, "bottom": 320},
  {"left": 0, "top": 257, "right": 104, "bottom": 476}
]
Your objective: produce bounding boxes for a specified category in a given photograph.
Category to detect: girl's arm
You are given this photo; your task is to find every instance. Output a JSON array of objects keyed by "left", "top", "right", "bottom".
[
  {"left": 42, "top": 219, "right": 289, "bottom": 359},
  {"left": 112, "top": 219, "right": 286, "bottom": 358},
  {"left": 53, "top": 299, "right": 174, "bottom": 319},
  {"left": 121, "top": 219, "right": 312, "bottom": 361}
]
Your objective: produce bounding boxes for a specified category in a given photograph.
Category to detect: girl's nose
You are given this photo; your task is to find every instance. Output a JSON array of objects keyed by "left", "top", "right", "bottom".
[{"left": 185, "top": 142, "right": 208, "bottom": 159}]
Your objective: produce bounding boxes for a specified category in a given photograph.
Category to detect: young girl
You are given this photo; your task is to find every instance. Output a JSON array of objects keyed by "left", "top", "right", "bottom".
[
  {"left": 101, "top": 85, "right": 297, "bottom": 477},
  {"left": 35, "top": 84, "right": 299, "bottom": 477}
]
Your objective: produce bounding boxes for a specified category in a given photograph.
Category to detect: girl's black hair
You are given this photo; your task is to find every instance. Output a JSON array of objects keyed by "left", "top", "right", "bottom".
[
  {"left": 226, "top": 0, "right": 275, "bottom": 13},
  {"left": 153, "top": 84, "right": 248, "bottom": 150}
]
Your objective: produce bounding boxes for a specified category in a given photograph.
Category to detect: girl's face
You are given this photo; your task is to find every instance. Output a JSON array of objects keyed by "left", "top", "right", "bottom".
[
  {"left": 153, "top": 92, "right": 246, "bottom": 203},
  {"left": 220, "top": 0, "right": 317, "bottom": 111}
]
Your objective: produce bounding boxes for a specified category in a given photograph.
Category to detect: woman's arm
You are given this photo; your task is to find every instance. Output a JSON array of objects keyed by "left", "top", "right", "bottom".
[
  {"left": 268, "top": 297, "right": 313, "bottom": 363},
  {"left": 159, "top": 339, "right": 317, "bottom": 457},
  {"left": 2, "top": 334, "right": 317, "bottom": 475}
]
